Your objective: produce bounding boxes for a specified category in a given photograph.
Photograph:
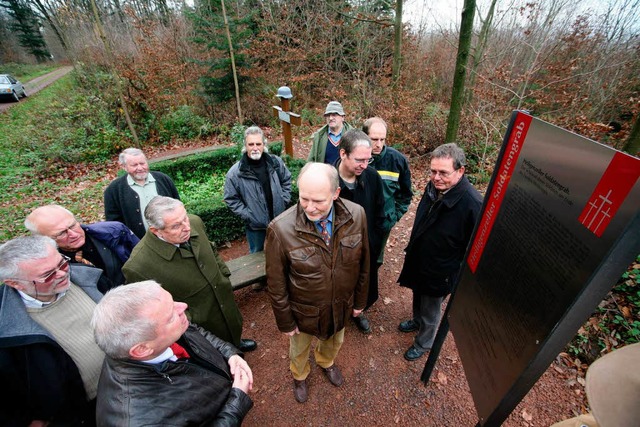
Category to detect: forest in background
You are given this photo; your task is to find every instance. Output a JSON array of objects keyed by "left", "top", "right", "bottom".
[
  {"left": 1, "top": 0, "right": 638, "bottom": 172},
  {"left": 1, "top": 0, "right": 639, "bottom": 362}
]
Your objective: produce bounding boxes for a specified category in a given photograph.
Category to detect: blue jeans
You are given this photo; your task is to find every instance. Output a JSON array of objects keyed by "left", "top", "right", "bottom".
[{"left": 246, "top": 228, "right": 266, "bottom": 253}]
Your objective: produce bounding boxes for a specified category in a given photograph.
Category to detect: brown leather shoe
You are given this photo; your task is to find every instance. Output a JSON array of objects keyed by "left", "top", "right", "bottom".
[
  {"left": 322, "top": 364, "right": 344, "bottom": 387},
  {"left": 251, "top": 282, "right": 266, "bottom": 292},
  {"left": 293, "top": 379, "right": 308, "bottom": 403}
]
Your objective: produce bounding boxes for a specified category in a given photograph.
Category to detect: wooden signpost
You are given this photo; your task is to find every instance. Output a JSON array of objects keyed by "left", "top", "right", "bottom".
[{"left": 272, "top": 86, "right": 301, "bottom": 157}]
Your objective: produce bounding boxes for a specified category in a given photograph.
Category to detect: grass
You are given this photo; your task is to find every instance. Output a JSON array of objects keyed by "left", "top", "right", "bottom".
[
  {"left": 0, "top": 69, "right": 116, "bottom": 242},
  {"left": 0, "top": 66, "right": 238, "bottom": 243},
  {"left": 0, "top": 64, "right": 242, "bottom": 243},
  {"left": 0, "top": 173, "right": 110, "bottom": 242},
  {"left": 1, "top": 62, "right": 60, "bottom": 82}
]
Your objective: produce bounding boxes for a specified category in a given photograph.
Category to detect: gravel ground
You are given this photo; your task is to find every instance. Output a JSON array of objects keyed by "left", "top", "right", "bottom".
[
  {"left": 214, "top": 135, "right": 588, "bottom": 426},
  {"left": 96, "top": 124, "right": 588, "bottom": 427}
]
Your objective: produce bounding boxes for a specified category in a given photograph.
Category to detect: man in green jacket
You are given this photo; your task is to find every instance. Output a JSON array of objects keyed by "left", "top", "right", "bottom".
[
  {"left": 122, "top": 196, "right": 257, "bottom": 352},
  {"left": 307, "top": 101, "right": 353, "bottom": 164}
]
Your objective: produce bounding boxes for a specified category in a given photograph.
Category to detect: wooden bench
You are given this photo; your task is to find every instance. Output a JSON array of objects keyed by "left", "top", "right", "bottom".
[{"left": 227, "top": 251, "right": 266, "bottom": 291}]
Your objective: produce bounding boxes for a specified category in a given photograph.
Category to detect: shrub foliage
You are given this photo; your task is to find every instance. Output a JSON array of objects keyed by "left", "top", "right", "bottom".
[{"left": 149, "top": 141, "right": 305, "bottom": 244}]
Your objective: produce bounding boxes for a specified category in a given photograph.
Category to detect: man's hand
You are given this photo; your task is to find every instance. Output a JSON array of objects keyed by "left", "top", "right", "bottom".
[
  {"left": 228, "top": 355, "right": 253, "bottom": 392},
  {"left": 232, "top": 367, "right": 253, "bottom": 394},
  {"left": 29, "top": 421, "right": 49, "bottom": 427},
  {"left": 285, "top": 326, "right": 300, "bottom": 336},
  {"left": 352, "top": 308, "right": 363, "bottom": 317}
]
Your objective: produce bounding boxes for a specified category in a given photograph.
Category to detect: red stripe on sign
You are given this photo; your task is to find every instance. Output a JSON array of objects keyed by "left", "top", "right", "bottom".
[
  {"left": 578, "top": 152, "right": 640, "bottom": 237},
  {"left": 467, "top": 112, "right": 532, "bottom": 273}
]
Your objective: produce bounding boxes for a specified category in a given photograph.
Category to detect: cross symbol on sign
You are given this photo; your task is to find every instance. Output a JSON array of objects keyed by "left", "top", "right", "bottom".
[{"left": 272, "top": 86, "right": 301, "bottom": 156}]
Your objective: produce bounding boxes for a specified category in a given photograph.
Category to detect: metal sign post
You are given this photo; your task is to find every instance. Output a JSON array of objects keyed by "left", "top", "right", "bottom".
[{"left": 424, "top": 111, "right": 640, "bottom": 427}]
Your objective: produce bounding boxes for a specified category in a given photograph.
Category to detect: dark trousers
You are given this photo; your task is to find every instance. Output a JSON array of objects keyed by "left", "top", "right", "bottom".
[
  {"left": 246, "top": 228, "right": 266, "bottom": 254},
  {"left": 411, "top": 291, "right": 445, "bottom": 351}
]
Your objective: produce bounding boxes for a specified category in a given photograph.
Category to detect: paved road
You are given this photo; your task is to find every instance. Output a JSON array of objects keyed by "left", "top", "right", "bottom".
[{"left": 0, "top": 65, "right": 73, "bottom": 113}]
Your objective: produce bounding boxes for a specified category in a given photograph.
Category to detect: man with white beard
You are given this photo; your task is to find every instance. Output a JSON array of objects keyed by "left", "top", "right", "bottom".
[{"left": 224, "top": 126, "right": 292, "bottom": 254}]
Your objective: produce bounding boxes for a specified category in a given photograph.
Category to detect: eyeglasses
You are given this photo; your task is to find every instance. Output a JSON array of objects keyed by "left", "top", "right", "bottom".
[
  {"left": 9, "top": 255, "right": 71, "bottom": 285},
  {"left": 52, "top": 220, "right": 80, "bottom": 240},
  {"left": 166, "top": 215, "right": 190, "bottom": 231},
  {"left": 350, "top": 156, "right": 374, "bottom": 165},
  {"left": 428, "top": 169, "right": 458, "bottom": 178}
]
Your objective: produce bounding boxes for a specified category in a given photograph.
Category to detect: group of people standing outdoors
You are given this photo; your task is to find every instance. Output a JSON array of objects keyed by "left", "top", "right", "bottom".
[
  {"left": 256, "top": 101, "right": 482, "bottom": 403},
  {"left": 0, "top": 100, "right": 483, "bottom": 425}
]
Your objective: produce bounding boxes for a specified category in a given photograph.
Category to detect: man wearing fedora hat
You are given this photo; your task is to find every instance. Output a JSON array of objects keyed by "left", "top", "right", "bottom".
[{"left": 308, "top": 101, "right": 353, "bottom": 165}]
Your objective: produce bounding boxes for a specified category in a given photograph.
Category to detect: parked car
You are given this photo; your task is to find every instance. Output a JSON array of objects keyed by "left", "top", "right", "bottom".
[{"left": 0, "top": 74, "right": 27, "bottom": 102}]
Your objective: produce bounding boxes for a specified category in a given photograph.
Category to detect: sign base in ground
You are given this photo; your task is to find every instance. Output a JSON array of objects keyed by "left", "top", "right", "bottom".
[{"left": 424, "top": 111, "right": 640, "bottom": 427}]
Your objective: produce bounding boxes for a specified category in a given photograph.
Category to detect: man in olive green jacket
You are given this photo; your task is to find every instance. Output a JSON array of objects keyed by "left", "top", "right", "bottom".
[
  {"left": 122, "top": 196, "right": 257, "bottom": 352},
  {"left": 307, "top": 101, "right": 353, "bottom": 164}
]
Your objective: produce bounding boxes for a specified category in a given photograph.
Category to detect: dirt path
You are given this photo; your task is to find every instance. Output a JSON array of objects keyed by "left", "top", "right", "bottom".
[
  {"left": 213, "top": 141, "right": 587, "bottom": 426},
  {"left": 21, "top": 128, "right": 586, "bottom": 425},
  {"left": 218, "top": 197, "right": 585, "bottom": 427},
  {"left": 0, "top": 66, "right": 73, "bottom": 113}
]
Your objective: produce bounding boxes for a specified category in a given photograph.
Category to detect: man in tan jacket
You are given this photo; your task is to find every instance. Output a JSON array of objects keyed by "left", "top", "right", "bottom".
[
  {"left": 265, "top": 162, "right": 370, "bottom": 403},
  {"left": 551, "top": 342, "right": 640, "bottom": 427}
]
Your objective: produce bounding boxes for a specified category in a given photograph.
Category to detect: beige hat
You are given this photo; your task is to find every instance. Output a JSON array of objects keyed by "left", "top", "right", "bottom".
[
  {"left": 324, "top": 101, "right": 345, "bottom": 116},
  {"left": 586, "top": 342, "right": 640, "bottom": 427},
  {"left": 550, "top": 413, "right": 598, "bottom": 427}
]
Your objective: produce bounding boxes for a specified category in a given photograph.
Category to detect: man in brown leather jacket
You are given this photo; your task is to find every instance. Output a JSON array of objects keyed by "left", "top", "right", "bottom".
[{"left": 265, "top": 162, "right": 370, "bottom": 404}]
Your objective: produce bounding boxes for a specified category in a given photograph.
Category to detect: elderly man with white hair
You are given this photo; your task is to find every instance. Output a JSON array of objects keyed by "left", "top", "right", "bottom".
[
  {"left": 104, "top": 147, "right": 180, "bottom": 238},
  {"left": 92, "top": 280, "right": 253, "bottom": 426},
  {"left": 122, "top": 196, "right": 257, "bottom": 353},
  {"left": 0, "top": 235, "right": 104, "bottom": 426},
  {"left": 224, "top": 126, "right": 292, "bottom": 255}
]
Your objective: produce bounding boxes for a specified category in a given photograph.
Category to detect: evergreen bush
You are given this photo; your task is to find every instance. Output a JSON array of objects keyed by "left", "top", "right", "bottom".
[
  {"left": 149, "top": 141, "right": 304, "bottom": 245},
  {"left": 159, "top": 106, "right": 214, "bottom": 142}
]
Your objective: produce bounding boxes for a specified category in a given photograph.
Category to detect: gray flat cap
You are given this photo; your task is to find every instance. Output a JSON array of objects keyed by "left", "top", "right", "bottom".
[{"left": 324, "top": 101, "right": 345, "bottom": 116}]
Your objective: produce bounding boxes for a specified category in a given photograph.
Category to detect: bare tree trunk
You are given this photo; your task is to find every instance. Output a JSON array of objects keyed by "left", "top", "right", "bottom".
[
  {"left": 220, "top": 0, "right": 243, "bottom": 123},
  {"left": 392, "top": 0, "right": 403, "bottom": 86},
  {"left": 623, "top": 113, "right": 640, "bottom": 155},
  {"left": 466, "top": 0, "right": 497, "bottom": 104},
  {"left": 445, "top": 0, "right": 476, "bottom": 143},
  {"left": 31, "top": 0, "right": 68, "bottom": 51},
  {"left": 89, "top": 0, "right": 140, "bottom": 147}
]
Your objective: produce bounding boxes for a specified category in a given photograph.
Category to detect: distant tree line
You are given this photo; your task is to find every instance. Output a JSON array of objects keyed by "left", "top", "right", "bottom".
[
  {"left": 0, "top": 0, "right": 638, "bottom": 156},
  {"left": 0, "top": 0, "right": 50, "bottom": 62}
]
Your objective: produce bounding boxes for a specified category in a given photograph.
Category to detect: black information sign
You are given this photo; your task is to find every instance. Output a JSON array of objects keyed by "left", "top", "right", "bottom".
[{"left": 448, "top": 111, "right": 640, "bottom": 426}]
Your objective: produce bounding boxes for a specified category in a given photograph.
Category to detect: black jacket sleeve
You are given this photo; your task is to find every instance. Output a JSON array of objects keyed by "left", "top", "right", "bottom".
[{"left": 209, "top": 388, "right": 254, "bottom": 427}]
